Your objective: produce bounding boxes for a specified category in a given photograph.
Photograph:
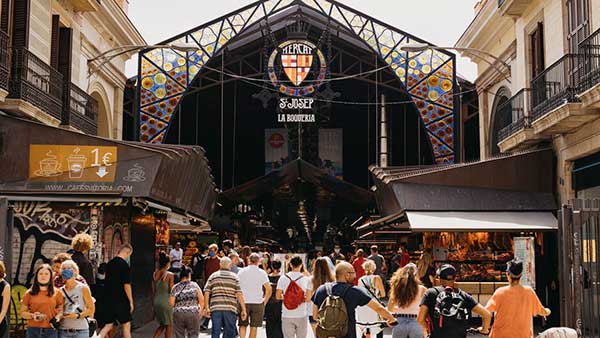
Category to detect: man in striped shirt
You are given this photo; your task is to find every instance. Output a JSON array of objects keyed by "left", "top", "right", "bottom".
[{"left": 204, "top": 257, "right": 247, "bottom": 338}]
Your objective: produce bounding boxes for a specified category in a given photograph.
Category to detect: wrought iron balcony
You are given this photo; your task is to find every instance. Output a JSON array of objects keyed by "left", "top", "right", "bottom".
[
  {"left": 9, "top": 48, "right": 63, "bottom": 120},
  {"left": 530, "top": 54, "right": 581, "bottom": 121},
  {"left": 69, "top": 83, "right": 98, "bottom": 135},
  {"left": 0, "top": 31, "right": 9, "bottom": 91},
  {"left": 497, "top": 89, "right": 530, "bottom": 142},
  {"left": 578, "top": 27, "right": 600, "bottom": 96}
]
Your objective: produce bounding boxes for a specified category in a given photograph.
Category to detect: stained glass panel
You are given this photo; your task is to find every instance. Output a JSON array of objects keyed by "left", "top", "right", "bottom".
[
  {"left": 329, "top": 5, "right": 351, "bottom": 31},
  {"left": 338, "top": 7, "right": 366, "bottom": 35},
  {"left": 263, "top": 0, "right": 278, "bottom": 16},
  {"left": 137, "top": 0, "right": 457, "bottom": 163}
]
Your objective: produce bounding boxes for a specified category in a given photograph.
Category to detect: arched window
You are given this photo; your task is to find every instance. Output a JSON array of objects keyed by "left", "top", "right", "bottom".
[{"left": 490, "top": 87, "right": 511, "bottom": 156}]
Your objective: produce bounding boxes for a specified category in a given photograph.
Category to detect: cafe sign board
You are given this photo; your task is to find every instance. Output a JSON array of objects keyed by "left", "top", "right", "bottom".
[{"left": 29, "top": 145, "right": 117, "bottom": 182}]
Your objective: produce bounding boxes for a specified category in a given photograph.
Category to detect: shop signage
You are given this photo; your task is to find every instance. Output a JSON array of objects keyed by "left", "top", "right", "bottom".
[
  {"left": 29, "top": 145, "right": 118, "bottom": 182},
  {"left": 268, "top": 40, "right": 327, "bottom": 123},
  {"left": 265, "top": 129, "right": 290, "bottom": 174}
]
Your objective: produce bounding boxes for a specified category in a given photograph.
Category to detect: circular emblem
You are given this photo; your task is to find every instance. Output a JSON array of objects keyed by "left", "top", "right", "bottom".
[
  {"left": 268, "top": 133, "right": 285, "bottom": 148},
  {"left": 268, "top": 40, "right": 327, "bottom": 97}
]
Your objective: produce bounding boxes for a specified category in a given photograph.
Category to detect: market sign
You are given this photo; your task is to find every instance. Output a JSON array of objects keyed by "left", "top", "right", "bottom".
[
  {"left": 268, "top": 40, "right": 327, "bottom": 123},
  {"left": 29, "top": 145, "right": 118, "bottom": 182}
]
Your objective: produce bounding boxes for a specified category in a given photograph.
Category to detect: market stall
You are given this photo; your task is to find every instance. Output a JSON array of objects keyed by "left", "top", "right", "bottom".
[{"left": 368, "top": 150, "right": 559, "bottom": 315}]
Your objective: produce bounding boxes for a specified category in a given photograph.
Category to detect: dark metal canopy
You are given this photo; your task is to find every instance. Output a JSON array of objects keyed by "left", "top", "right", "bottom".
[
  {"left": 220, "top": 158, "right": 373, "bottom": 208},
  {"left": 0, "top": 114, "right": 217, "bottom": 219},
  {"left": 370, "top": 148, "right": 556, "bottom": 216}
]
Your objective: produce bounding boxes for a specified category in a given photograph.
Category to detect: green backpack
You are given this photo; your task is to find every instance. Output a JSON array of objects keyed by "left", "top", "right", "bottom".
[{"left": 316, "top": 283, "right": 350, "bottom": 338}]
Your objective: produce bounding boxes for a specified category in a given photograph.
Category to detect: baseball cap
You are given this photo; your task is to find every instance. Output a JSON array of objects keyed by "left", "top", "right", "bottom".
[
  {"left": 506, "top": 259, "right": 523, "bottom": 277},
  {"left": 437, "top": 264, "right": 457, "bottom": 280}
]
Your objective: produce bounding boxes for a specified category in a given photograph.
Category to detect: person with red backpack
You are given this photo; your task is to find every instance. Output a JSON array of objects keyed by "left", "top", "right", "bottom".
[{"left": 275, "top": 256, "right": 312, "bottom": 338}]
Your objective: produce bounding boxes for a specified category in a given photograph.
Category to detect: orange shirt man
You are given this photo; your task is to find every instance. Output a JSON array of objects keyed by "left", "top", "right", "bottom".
[{"left": 486, "top": 259, "right": 551, "bottom": 338}]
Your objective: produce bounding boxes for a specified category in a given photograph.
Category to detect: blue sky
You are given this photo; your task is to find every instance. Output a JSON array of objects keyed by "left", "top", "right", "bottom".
[{"left": 125, "top": 0, "right": 479, "bottom": 81}]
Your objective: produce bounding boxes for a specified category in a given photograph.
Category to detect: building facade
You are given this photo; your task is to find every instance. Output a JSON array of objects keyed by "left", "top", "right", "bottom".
[
  {"left": 456, "top": 0, "right": 600, "bottom": 205},
  {"left": 0, "top": 0, "right": 144, "bottom": 138}
]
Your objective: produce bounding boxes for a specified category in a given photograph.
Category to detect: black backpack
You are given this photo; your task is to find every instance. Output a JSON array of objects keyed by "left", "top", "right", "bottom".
[{"left": 432, "top": 286, "right": 469, "bottom": 333}]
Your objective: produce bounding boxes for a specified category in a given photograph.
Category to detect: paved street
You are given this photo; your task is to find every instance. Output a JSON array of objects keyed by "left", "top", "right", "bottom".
[{"left": 132, "top": 320, "right": 486, "bottom": 338}]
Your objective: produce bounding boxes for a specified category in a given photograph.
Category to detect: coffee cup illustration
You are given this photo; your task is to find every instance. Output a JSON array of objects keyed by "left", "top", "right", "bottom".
[
  {"left": 35, "top": 151, "right": 61, "bottom": 177},
  {"left": 67, "top": 148, "right": 86, "bottom": 179}
]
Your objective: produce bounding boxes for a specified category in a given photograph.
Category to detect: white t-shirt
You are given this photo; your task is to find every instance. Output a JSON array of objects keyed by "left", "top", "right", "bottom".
[
  {"left": 238, "top": 265, "right": 269, "bottom": 304},
  {"left": 169, "top": 248, "right": 183, "bottom": 269},
  {"left": 276, "top": 271, "right": 312, "bottom": 318}
]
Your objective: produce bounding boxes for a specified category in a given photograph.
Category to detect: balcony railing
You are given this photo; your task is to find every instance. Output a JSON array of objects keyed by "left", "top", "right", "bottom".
[
  {"left": 0, "top": 31, "right": 9, "bottom": 91},
  {"left": 9, "top": 48, "right": 63, "bottom": 120},
  {"left": 69, "top": 84, "right": 98, "bottom": 135},
  {"left": 498, "top": 88, "right": 530, "bottom": 142},
  {"left": 531, "top": 54, "right": 581, "bottom": 121},
  {"left": 579, "top": 27, "right": 600, "bottom": 94}
]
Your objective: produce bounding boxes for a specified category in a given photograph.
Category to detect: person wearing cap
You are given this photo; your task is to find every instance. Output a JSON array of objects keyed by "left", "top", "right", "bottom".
[
  {"left": 485, "top": 259, "right": 551, "bottom": 338},
  {"left": 417, "top": 264, "right": 491, "bottom": 338}
]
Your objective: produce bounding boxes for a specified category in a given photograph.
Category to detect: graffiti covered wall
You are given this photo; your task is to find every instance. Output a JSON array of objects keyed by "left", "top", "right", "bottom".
[
  {"left": 11, "top": 202, "right": 91, "bottom": 285},
  {"left": 10, "top": 202, "right": 91, "bottom": 332},
  {"left": 100, "top": 207, "right": 131, "bottom": 263}
]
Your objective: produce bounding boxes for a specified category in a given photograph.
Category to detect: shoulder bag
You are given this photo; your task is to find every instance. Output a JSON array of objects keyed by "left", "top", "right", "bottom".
[{"left": 62, "top": 287, "right": 97, "bottom": 337}]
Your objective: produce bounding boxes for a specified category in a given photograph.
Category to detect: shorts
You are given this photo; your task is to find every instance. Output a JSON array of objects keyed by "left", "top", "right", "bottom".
[
  {"left": 104, "top": 302, "right": 132, "bottom": 325},
  {"left": 239, "top": 303, "right": 264, "bottom": 327}
]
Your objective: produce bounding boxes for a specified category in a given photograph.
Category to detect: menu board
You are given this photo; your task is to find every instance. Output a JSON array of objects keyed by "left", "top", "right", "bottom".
[{"left": 513, "top": 237, "right": 536, "bottom": 288}]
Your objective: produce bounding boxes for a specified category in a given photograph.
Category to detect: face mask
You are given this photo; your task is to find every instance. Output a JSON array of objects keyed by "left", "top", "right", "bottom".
[
  {"left": 96, "top": 273, "right": 105, "bottom": 280},
  {"left": 125, "top": 257, "right": 131, "bottom": 265},
  {"left": 334, "top": 249, "right": 340, "bottom": 254},
  {"left": 208, "top": 251, "right": 215, "bottom": 257},
  {"left": 61, "top": 269, "right": 74, "bottom": 280}
]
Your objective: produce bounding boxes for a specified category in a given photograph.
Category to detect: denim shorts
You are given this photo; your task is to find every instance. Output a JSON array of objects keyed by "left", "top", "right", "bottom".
[
  {"left": 26, "top": 327, "right": 58, "bottom": 338},
  {"left": 58, "top": 329, "right": 89, "bottom": 338}
]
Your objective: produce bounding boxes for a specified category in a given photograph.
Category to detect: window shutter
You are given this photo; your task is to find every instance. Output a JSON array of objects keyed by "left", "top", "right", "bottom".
[
  {"left": 11, "top": 0, "right": 29, "bottom": 49},
  {"left": 50, "top": 15, "right": 59, "bottom": 70},
  {"left": 1, "top": 0, "right": 12, "bottom": 34},
  {"left": 58, "top": 26, "right": 72, "bottom": 125},
  {"left": 536, "top": 22, "right": 545, "bottom": 76}
]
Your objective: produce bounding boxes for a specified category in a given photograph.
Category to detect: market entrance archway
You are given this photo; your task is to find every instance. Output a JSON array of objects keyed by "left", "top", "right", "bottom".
[{"left": 137, "top": 0, "right": 458, "bottom": 164}]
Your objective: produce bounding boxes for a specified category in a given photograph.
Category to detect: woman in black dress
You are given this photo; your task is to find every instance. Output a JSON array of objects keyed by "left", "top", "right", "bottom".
[{"left": 264, "top": 259, "right": 283, "bottom": 338}]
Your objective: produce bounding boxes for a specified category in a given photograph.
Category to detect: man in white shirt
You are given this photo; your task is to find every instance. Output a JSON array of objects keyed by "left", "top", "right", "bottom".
[
  {"left": 237, "top": 253, "right": 272, "bottom": 338},
  {"left": 169, "top": 242, "right": 183, "bottom": 282},
  {"left": 276, "top": 256, "right": 313, "bottom": 338}
]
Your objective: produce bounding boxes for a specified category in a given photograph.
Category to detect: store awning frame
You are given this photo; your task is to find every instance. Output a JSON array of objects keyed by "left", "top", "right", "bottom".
[
  {"left": 405, "top": 211, "right": 558, "bottom": 232},
  {"left": 0, "top": 114, "right": 217, "bottom": 220},
  {"left": 370, "top": 149, "right": 557, "bottom": 216},
  {"left": 220, "top": 158, "right": 374, "bottom": 208}
]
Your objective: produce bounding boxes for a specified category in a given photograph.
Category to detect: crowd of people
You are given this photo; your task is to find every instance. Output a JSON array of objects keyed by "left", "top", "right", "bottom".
[
  {"left": 152, "top": 241, "right": 553, "bottom": 338},
  {"left": 8, "top": 236, "right": 554, "bottom": 338}
]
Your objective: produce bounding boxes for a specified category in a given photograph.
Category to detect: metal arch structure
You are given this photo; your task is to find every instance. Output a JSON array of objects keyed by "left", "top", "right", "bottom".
[{"left": 137, "top": 0, "right": 458, "bottom": 164}]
